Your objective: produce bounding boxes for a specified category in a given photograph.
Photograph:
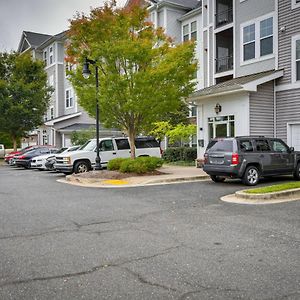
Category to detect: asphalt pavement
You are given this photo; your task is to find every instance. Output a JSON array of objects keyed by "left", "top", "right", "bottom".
[{"left": 0, "top": 164, "right": 299, "bottom": 299}]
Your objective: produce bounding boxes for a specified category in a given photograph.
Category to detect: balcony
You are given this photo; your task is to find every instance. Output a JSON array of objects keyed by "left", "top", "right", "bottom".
[
  {"left": 215, "top": 55, "right": 233, "bottom": 73},
  {"left": 215, "top": 7, "right": 233, "bottom": 28}
]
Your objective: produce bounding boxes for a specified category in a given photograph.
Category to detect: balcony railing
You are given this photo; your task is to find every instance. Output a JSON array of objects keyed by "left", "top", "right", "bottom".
[
  {"left": 215, "top": 8, "right": 233, "bottom": 28},
  {"left": 215, "top": 55, "right": 233, "bottom": 73}
]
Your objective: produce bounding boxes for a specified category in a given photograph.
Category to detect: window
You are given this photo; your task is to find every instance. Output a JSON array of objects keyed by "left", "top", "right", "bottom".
[
  {"left": 50, "top": 107, "right": 54, "bottom": 119},
  {"left": 135, "top": 138, "right": 159, "bottom": 148},
  {"left": 191, "top": 105, "right": 197, "bottom": 117},
  {"left": 260, "top": 17, "right": 273, "bottom": 56},
  {"left": 255, "top": 139, "right": 271, "bottom": 152},
  {"left": 99, "top": 140, "right": 114, "bottom": 151},
  {"left": 207, "top": 140, "right": 233, "bottom": 152},
  {"left": 241, "top": 15, "right": 274, "bottom": 62},
  {"left": 65, "top": 63, "right": 73, "bottom": 77},
  {"left": 191, "top": 21, "right": 197, "bottom": 41},
  {"left": 65, "top": 89, "right": 73, "bottom": 108},
  {"left": 296, "top": 40, "right": 300, "bottom": 81},
  {"left": 270, "top": 140, "right": 288, "bottom": 152},
  {"left": 49, "top": 75, "right": 54, "bottom": 87},
  {"left": 115, "top": 139, "right": 130, "bottom": 150},
  {"left": 43, "top": 51, "right": 47, "bottom": 65},
  {"left": 49, "top": 46, "right": 53, "bottom": 65},
  {"left": 183, "top": 24, "right": 189, "bottom": 42},
  {"left": 239, "top": 140, "right": 254, "bottom": 152},
  {"left": 243, "top": 24, "right": 255, "bottom": 61}
]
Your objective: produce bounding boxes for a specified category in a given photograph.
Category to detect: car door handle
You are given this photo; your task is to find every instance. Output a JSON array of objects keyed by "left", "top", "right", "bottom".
[{"left": 112, "top": 152, "right": 116, "bottom": 155}]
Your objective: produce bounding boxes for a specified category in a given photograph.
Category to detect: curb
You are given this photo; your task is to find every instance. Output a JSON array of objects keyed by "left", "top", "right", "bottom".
[
  {"left": 63, "top": 174, "right": 210, "bottom": 188},
  {"left": 221, "top": 188, "right": 300, "bottom": 205}
]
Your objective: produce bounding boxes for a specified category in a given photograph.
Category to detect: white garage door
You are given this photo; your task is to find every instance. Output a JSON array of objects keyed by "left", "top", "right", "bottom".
[{"left": 291, "top": 124, "right": 300, "bottom": 151}]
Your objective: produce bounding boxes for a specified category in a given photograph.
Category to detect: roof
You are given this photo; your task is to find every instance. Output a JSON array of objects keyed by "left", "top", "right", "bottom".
[
  {"left": 149, "top": 0, "right": 200, "bottom": 10},
  {"left": 23, "top": 31, "right": 52, "bottom": 47},
  {"left": 58, "top": 123, "right": 96, "bottom": 131},
  {"left": 36, "top": 30, "right": 67, "bottom": 49},
  {"left": 190, "top": 70, "right": 284, "bottom": 100}
]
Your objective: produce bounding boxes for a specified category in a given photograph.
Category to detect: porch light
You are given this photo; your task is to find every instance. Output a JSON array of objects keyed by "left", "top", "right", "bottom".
[{"left": 214, "top": 103, "right": 222, "bottom": 114}]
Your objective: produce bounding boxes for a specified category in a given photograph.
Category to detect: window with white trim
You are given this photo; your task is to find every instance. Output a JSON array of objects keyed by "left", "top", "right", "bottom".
[
  {"left": 183, "top": 24, "right": 189, "bottom": 42},
  {"left": 241, "top": 15, "right": 274, "bottom": 62},
  {"left": 243, "top": 24, "right": 255, "bottom": 61},
  {"left": 43, "top": 51, "right": 47, "bottom": 66},
  {"left": 65, "top": 89, "right": 73, "bottom": 108},
  {"left": 296, "top": 39, "right": 300, "bottom": 81},
  {"left": 260, "top": 17, "right": 273, "bottom": 56},
  {"left": 49, "top": 46, "right": 53, "bottom": 65},
  {"left": 191, "top": 21, "right": 197, "bottom": 41}
]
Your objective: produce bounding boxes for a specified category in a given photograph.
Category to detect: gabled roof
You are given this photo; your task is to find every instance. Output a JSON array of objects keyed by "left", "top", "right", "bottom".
[
  {"left": 36, "top": 30, "right": 67, "bottom": 50},
  {"left": 18, "top": 31, "right": 52, "bottom": 53},
  {"left": 190, "top": 69, "right": 284, "bottom": 101}
]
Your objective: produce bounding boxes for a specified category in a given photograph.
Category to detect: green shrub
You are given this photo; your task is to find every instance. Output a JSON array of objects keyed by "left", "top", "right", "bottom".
[
  {"left": 107, "top": 158, "right": 127, "bottom": 171},
  {"left": 109, "top": 156, "right": 163, "bottom": 174},
  {"left": 163, "top": 147, "right": 197, "bottom": 162},
  {"left": 182, "top": 147, "right": 197, "bottom": 161}
]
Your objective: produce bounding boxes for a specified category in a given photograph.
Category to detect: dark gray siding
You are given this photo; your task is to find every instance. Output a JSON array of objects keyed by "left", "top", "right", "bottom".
[
  {"left": 276, "top": 88, "right": 300, "bottom": 142},
  {"left": 278, "top": 0, "right": 300, "bottom": 85},
  {"left": 249, "top": 81, "right": 275, "bottom": 136}
]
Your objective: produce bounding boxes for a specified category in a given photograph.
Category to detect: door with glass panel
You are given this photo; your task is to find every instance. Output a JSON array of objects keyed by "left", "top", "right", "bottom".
[{"left": 208, "top": 116, "right": 235, "bottom": 139}]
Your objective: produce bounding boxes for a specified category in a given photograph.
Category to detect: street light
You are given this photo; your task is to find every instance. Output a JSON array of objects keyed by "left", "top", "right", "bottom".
[{"left": 82, "top": 57, "right": 102, "bottom": 170}]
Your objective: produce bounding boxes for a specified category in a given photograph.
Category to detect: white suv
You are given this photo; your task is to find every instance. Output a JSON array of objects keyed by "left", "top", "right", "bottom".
[{"left": 54, "top": 137, "right": 161, "bottom": 174}]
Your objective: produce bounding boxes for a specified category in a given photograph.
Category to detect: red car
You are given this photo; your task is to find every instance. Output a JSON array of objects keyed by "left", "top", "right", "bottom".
[{"left": 4, "top": 145, "right": 34, "bottom": 164}]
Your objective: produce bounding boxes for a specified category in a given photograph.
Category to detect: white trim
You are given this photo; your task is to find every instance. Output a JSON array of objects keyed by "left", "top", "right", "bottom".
[
  {"left": 276, "top": 81, "right": 300, "bottom": 91},
  {"left": 214, "top": 69, "right": 234, "bottom": 79},
  {"left": 240, "top": 12, "right": 275, "bottom": 66},
  {"left": 233, "top": 0, "right": 236, "bottom": 78},
  {"left": 214, "top": 23, "right": 233, "bottom": 34},
  {"left": 291, "top": 34, "right": 300, "bottom": 83},
  {"left": 287, "top": 121, "right": 300, "bottom": 147},
  {"left": 44, "top": 112, "right": 82, "bottom": 126},
  {"left": 65, "top": 88, "right": 74, "bottom": 109},
  {"left": 273, "top": 80, "right": 276, "bottom": 137},
  {"left": 163, "top": 7, "right": 167, "bottom": 29},
  {"left": 275, "top": 0, "right": 278, "bottom": 70},
  {"left": 292, "top": 0, "right": 300, "bottom": 10}
]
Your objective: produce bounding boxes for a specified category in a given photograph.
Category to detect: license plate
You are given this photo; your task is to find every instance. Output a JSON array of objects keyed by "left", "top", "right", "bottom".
[{"left": 210, "top": 159, "right": 224, "bottom": 165}]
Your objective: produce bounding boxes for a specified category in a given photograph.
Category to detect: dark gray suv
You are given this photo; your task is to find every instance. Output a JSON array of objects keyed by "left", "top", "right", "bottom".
[{"left": 203, "top": 136, "right": 300, "bottom": 185}]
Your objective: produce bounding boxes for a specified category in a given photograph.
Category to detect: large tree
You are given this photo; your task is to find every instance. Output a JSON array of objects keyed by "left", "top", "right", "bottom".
[
  {"left": 66, "top": 1, "right": 197, "bottom": 158},
  {"left": 0, "top": 52, "right": 52, "bottom": 150}
]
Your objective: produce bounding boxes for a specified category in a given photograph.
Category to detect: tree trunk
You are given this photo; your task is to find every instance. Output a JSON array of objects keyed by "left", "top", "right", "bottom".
[
  {"left": 128, "top": 128, "right": 136, "bottom": 159},
  {"left": 13, "top": 136, "right": 17, "bottom": 151}
]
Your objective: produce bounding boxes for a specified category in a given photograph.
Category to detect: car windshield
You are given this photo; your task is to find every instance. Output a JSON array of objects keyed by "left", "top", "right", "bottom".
[
  {"left": 79, "top": 140, "right": 97, "bottom": 151},
  {"left": 207, "top": 140, "right": 233, "bottom": 152}
]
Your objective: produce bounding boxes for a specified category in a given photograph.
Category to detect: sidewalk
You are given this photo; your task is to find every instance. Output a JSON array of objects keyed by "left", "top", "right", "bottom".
[{"left": 62, "top": 165, "right": 210, "bottom": 188}]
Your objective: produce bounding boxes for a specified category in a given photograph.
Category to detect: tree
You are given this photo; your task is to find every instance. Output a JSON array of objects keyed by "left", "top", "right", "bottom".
[
  {"left": 71, "top": 126, "right": 95, "bottom": 145},
  {"left": 0, "top": 52, "right": 52, "bottom": 150},
  {"left": 66, "top": 1, "right": 197, "bottom": 158}
]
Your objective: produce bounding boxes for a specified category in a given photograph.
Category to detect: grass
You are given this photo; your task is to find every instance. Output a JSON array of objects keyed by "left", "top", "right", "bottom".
[
  {"left": 245, "top": 181, "right": 300, "bottom": 194},
  {"left": 164, "top": 160, "right": 195, "bottom": 167}
]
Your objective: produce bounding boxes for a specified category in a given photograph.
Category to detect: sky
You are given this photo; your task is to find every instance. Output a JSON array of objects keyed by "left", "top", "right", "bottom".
[{"left": 0, "top": 0, "right": 127, "bottom": 52}]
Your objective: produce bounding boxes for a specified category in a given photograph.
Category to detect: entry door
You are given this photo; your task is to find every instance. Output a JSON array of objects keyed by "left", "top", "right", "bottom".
[{"left": 291, "top": 124, "right": 300, "bottom": 151}]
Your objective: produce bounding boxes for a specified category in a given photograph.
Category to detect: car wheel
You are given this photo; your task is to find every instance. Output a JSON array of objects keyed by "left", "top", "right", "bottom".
[
  {"left": 74, "top": 161, "right": 89, "bottom": 174},
  {"left": 210, "top": 175, "right": 225, "bottom": 183},
  {"left": 243, "top": 166, "right": 259, "bottom": 186},
  {"left": 293, "top": 162, "right": 300, "bottom": 180}
]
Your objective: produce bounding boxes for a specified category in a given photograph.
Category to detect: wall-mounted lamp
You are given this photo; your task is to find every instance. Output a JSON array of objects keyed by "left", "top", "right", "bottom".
[
  {"left": 204, "top": 4, "right": 208, "bottom": 9},
  {"left": 214, "top": 103, "right": 222, "bottom": 114}
]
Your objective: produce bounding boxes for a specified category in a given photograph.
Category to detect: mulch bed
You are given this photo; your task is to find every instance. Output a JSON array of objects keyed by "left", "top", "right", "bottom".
[{"left": 72, "top": 169, "right": 166, "bottom": 180}]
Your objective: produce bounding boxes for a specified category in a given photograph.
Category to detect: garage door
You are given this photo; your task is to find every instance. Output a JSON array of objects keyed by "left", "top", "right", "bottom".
[{"left": 291, "top": 124, "right": 300, "bottom": 151}]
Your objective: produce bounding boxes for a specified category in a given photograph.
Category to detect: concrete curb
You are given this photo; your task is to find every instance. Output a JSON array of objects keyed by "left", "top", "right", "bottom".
[
  {"left": 221, "top": 188, "right": 300, "bottom": 205},
  {"left": 62, "top": 174, "right": 210, "bottom": 188}
]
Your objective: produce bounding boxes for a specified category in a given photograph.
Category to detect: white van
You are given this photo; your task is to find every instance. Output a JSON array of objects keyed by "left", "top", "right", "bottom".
[
  {"left": 54, "top": 137, "right": 161, "bottom": 174},
  {"left": 0, "top": 144, "right": 5, "bottom": 158}
]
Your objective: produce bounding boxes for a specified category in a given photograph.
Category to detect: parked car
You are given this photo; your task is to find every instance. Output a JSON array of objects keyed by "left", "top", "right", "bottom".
[
  {"left": 14, "top": 147, "right": 57, "bottom": 169},
  {"left": 31, "top": 147, "right": 67, "bottom": 170},
  {"left": 5, "top": 145, "right": 35, "bottom": 164},
  {"left": 203, "top": 136, "right": 300, "bottom": 186},
  {"left": 0, "top": 144, "right": 5, "bottom": 158},
  {"left": 54, "top": 137, "right": 161, "bottom": 174}
]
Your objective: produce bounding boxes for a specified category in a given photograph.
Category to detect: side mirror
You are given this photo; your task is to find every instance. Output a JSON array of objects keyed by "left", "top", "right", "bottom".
[{"left": 289, "top": 147, "right": 294, "bottom": 152}]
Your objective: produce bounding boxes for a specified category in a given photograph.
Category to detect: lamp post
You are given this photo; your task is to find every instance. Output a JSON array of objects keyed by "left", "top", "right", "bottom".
[{"left": 82, "top": 57, "right": 102, "bottom": 170}]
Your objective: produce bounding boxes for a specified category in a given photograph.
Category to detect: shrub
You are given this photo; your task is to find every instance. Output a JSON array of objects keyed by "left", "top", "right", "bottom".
[
  {"left": 109, "top": 157, "right": 163, "bottom": 174},
  {"left": 107, "top": 158, "right": 127, "bottom": 171},
  {"left": 163, "top": 147, "right": 197, "bottom": 162}
]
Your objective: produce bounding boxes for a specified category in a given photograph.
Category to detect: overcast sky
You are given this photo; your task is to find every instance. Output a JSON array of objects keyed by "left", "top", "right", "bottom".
[{"left": 0, "top": 0, "right": 127, "bottom": 52}]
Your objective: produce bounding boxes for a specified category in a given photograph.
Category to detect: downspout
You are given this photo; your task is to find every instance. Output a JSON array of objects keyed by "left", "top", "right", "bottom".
[{"left": 274, "top": 80, "right": 276, "bottom": 137}]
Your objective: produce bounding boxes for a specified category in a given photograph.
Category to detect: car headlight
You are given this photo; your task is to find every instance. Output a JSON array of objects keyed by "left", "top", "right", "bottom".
[{"left": 62, "top": 157, "right": 71, "bottom": 164}]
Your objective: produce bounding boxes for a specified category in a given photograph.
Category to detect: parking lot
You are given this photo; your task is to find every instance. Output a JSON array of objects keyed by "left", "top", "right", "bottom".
[{"left": 0, "top": 164, "right": 299, "bottom": 299}]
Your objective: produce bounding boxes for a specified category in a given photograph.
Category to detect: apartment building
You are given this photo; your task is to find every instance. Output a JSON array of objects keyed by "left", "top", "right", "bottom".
[
  {"left": 144, "top": 0, "right": 300, "bottom": 159},
  {"left": 17, "top": 31, "right": 121, "bottom": 148}
]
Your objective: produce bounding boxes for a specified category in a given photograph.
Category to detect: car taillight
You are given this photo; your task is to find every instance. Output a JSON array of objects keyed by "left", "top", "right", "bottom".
[
  {"left": 204, "top": 153, "right": 208, "bottom": 164},
  {"left": 231, "top": 153, "right": 239, "bottom": 165}
]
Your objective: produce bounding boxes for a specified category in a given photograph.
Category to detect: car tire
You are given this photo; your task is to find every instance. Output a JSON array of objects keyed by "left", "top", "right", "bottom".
[
  {"left": 74, "top": 161, "right": 90, "bottom": 174},
  {"left": 293, "top": 162, "right": 300, "bottom": 181},
  {"left": 243, "top": 166, "right": 260, "bottom": 186},
  {"left": 210, "top": 175, "right": 225, "bottom": 183}
]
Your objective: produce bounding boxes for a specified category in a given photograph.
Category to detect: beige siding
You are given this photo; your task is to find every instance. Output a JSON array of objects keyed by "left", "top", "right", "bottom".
[
  {"left": 249, "top": 81, "right": 274, "bottom": 136},
  {"left": 276, "top": 88, "right": 300, "bottom": 142},
  {"left": 278, "top": 0, "right": 300, "bottom": 85}
]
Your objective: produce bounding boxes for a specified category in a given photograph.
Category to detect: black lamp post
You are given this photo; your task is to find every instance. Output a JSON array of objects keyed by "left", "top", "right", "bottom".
[{"left": 82, "top": 57, "right": 102, "bottom": 170}]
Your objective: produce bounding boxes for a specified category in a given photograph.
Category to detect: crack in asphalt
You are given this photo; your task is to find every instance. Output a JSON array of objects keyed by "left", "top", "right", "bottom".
[
  {"left": 0, "top": 245, "right": 181, "bottom": 288},
  {"left": 122, "top": 266, "right": 178, "bottom": 292}
]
